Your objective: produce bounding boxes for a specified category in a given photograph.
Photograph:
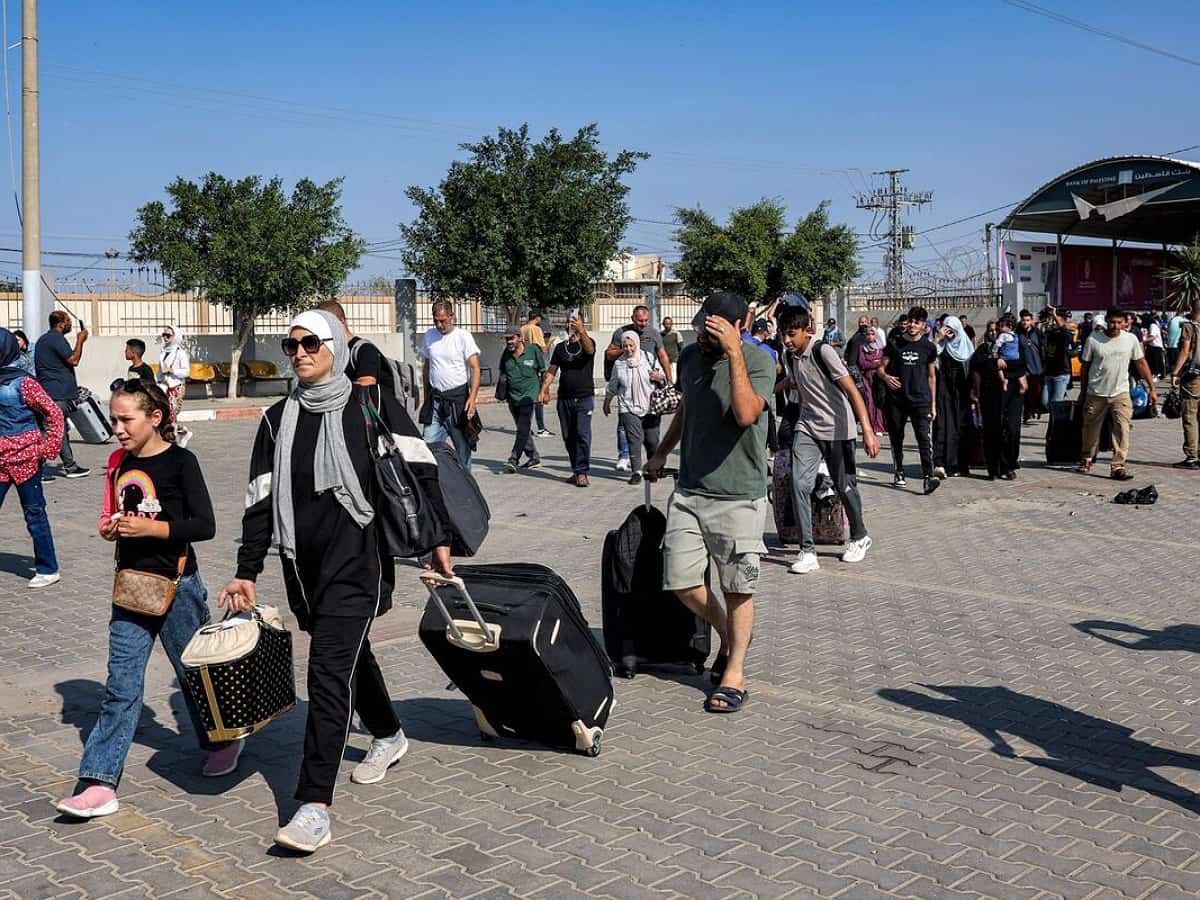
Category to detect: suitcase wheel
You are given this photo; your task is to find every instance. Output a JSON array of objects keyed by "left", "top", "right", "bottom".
[
  {"left": 585, "top": 733, "right": 602, "bottom": 757},
  {"left": 571, "top": 721, "right": 603, "bottom": 756}
]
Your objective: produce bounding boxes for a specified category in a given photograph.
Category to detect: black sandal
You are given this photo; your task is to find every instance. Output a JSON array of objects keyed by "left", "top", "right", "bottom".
[{"left": 705, "top": 686, "right": 749, "bottom": 714}]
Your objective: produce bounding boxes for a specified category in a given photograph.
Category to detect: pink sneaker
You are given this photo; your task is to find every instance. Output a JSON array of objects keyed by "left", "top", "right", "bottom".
[
  {"left": 55, "top": 785, "right": 118, "bottom": 819},
  {"left": 202, "top": 740, "right": 243, "bottom": 777}
]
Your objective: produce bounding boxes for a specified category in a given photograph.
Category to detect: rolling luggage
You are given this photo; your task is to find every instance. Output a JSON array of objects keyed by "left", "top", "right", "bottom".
[
  {"left": 180, "top": 606, "right": 296, "bottom": 742},
  {"left": 69, "top": 390, "right": 113, "bottom": 443},
  {"left": 418, "top": 566, "right": 613, "bottom": 756},
  {"left": 769, "top": 421, "right": 848, "bottom": 546},
  {"left": 1046, "top": 399, "right": 1112, "bottom": 465},
  {"left": 601, "top": 478, "right": 710, "bottom": 679}
]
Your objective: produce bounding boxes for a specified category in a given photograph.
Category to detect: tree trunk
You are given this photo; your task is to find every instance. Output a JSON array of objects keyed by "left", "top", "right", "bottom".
[{"left": 227, "top": 313, "right": 253, "bottom": 401}]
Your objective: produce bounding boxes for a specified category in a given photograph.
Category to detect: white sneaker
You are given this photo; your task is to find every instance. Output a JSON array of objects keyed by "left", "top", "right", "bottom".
[
  {"left": 788, "top": 551, "right": 820, "bottom": 575},
  {"left": 350, "top": 729, "right": 409, "bottom": 784},
  {"left": 932, "top": 466, "right": 947, "bottom": 480},
  {"left": 841, "top": 536, "right": 872, "bottom": 564},
  {"left": 28, "top": 572, "right": 61, "bottom": 589},
  {"left": 615, "top": 458, "right": 631, "bottom": 472},
  {"left": 274, "top": 803, "right": 331, "bottom": 853}
]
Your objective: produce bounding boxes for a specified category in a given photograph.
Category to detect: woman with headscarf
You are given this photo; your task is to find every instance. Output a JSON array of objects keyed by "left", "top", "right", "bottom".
[
  {"left": 932, "top": 315, "right": 973, "bottom": 478},
  {"left": 219, "top": 310, "right": 453, "bottom": 854},
  {"left": 0, "top": 327, "right": 64, "bottom": 588},
  {"left": 856, "top": 326, "right": 886, "bottom": 435},
  {"left": 156, "top": 325, "right": 192, "bottom": 448},
  {"left": 603, "top": 330, "right": 665, "bottom": 485}
]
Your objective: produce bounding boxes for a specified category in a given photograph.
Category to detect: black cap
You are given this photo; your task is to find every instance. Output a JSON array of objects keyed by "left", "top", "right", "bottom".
[
  {"left": 504, "top": 324, "right": 521, "bottom": 337},
  {"left": 751, "top": 317, "right": 770, "bottom": 334},
  {"left": 692, "top": 292, "right": 748, "bottom": 331}
]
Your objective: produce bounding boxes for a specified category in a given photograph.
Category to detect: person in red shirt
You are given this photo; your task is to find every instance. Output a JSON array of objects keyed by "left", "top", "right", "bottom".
[{"left": 0, "top": 327, "right": 64, "bottom": 587}]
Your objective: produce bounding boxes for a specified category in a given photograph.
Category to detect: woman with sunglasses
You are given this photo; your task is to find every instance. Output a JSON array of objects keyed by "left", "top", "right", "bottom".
[
  {"left": 219, "top": 310, "right": 453, "bottom": 854},
  {"left": 156, "top": 325, "right": 192, "bottom": 448},
  {"left": 56, "top": 377, "right": 237, "bottom": 819},
  {"left": 0, "top": 327, "right": 64, "bottom": 589}
]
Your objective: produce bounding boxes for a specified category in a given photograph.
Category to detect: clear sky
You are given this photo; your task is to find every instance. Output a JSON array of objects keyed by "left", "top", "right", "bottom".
[{"left": 9, "top": 0, "right": 1200, "bottom": 286}]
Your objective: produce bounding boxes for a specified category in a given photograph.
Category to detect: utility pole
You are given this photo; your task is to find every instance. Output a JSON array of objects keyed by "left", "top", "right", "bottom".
[
  {"left": 21, "top": 0, "right": 45, "bottom": 338},
  {"left": 105, "top": 248, "right": 119, "bottom": 294},
  {"left": 855, "top": 169, "right": 932, "bottom": 296},
  {"left": 985, "top": 223, "right": 995, "bottom": 301}
]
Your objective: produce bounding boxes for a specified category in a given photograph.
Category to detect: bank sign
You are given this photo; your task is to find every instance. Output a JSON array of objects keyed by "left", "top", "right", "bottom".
[{"left": 1019, "top": 159, "right": 1200, "bottom": 216}]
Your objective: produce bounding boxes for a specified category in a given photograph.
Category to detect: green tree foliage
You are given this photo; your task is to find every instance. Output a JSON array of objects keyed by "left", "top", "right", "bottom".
[
  {"left": 1165, "top": 242, "right": 1200, "bottom": 310},
  {"left": 129, "top": 173, "right": 363, "bottom": 398},
  {"left": 402, "top": 124, "right": 647, "bottom": 322},
  {"left": 673, "top": 199, "right": 859, "bottom": 304}
]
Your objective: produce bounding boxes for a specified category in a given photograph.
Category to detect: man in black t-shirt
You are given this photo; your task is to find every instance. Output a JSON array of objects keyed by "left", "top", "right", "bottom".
[
  {"left": 1039, "top": 306, "right": 1072, "bottom": 407},
  {"left": 539, "top": 312, "right": 596, "bottom": 486},
  {"left": 880, "top": 306, "right": 940, "bottom": 494},
  {"left": 317, "top": 300, "right": 382, "bottom": 385}
]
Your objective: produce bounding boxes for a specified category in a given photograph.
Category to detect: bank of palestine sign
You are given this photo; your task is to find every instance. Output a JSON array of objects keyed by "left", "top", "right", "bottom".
[{"left": 1018, "top": 159, "right": 1200, "bottom": 218}]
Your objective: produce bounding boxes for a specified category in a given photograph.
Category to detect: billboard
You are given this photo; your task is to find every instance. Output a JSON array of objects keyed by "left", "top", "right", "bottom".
[{"left": 1004, "top": 240, "right": 1169, "bottom": 310}]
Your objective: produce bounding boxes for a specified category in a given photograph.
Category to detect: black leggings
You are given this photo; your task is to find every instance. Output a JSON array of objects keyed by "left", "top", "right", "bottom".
[
  {"left": 886, "top": 401, "right": 933, "bottom": 478},
  {"left": 981, "top": 382, "right": 1023, "bottom": 477},
  {"left": 297, "top": 614, "right": 400, "bottom": 806}
]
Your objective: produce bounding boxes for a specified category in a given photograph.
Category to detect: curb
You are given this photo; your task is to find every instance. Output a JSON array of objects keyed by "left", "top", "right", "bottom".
[{"left": 178, "top": 406, "right": 269, "bottom": 422}]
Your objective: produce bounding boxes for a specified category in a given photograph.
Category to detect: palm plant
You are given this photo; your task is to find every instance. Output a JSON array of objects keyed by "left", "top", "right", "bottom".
[{"left": 1165, "top": 242, "right": 1200, "bottom": 310}]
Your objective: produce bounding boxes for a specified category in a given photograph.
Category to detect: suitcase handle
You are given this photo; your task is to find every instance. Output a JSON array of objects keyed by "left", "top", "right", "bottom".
[
  {"left": 642, "top": 467, "right": 678, "bottom": 510},
  {"left": 419, "top": 572, "right": 500, "bottom": 652}
]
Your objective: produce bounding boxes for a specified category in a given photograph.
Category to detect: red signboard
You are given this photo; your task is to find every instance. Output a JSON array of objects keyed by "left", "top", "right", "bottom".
[{"left": 1059, "top": 245, "right": 1169, "bottom": 310}]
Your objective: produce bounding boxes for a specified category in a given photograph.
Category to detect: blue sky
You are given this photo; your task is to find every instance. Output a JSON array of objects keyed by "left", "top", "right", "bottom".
[{"left": 10, "top": 0, "right": 1200, "bottom": 285}]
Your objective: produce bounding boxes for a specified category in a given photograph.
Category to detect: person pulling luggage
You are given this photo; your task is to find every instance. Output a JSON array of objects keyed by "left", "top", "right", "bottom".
[
  {"left": 776, "top": 307, "right": 878, "bottom": 575},
  {"left": 646, "top": 292, "right": 776, "bottom": 715},
  {"left": 219, "top": 310, "right": 454, "bottom": 854}
]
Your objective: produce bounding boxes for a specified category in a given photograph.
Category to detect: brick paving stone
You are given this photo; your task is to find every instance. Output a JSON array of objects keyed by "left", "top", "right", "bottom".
[{"left": 3, "top": 411, "right": 1200, "bottom": 898}]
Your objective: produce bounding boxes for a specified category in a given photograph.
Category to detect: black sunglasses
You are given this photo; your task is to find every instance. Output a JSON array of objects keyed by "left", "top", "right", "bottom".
[
  {"left": 281, "top": 335, "right": 331, "bottom": 356},
  {"left": 110, "top": 376, "right": 150, "bottom": 393}
]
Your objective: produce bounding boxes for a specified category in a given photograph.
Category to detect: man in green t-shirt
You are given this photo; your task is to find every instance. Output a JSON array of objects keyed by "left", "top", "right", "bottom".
[
  {"left": 647, "top": 292, "right": 774, "bottom": 715},
  {"left": 499, "top": 325, "right": 546, "bottom": 474}
]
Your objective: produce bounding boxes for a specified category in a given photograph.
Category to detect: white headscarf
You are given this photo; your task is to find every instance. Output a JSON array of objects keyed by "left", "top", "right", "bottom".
[
  {"left": 272, "top": 310, "right": 373, "bottom": 559},
  {"left": 941, "top": 316, "right": 974, "bottom": 363}
]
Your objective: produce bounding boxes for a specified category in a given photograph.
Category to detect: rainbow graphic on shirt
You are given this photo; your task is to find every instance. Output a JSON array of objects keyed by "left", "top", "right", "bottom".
[{"left": 116, "top": 469, "right": 161, "bottom": 517}]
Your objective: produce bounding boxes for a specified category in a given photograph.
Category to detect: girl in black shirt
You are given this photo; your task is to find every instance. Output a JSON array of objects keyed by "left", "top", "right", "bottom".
[
  {"left": 220, "top": 310, "right": 452, "bottom": 854},
  {"left": 56, "top": 379, "right": 232, "bottom": 820}
]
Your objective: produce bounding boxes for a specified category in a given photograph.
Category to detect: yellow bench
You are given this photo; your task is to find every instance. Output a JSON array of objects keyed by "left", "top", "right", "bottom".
[
  {"left": 184, "top": 361, "right": 220, "bottom": 399},
  {"left": 243, "top": 360, "right": 293, "bottom": 396}
]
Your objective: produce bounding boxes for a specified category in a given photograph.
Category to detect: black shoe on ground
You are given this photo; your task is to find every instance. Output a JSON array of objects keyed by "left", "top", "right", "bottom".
[
  {"left": 628, "top": 472, "right": 642, "bottom": 485},
  {"left": 501, "top": 461, "right": 517, "bottom": 474},
  {"left": 64, "top": 466, "right": 91, "bottom": 479},
  {"left": 999, "top": 471, "right": 1016, "bottom": 481},
  {"left": 520, "top": 458, "right": 541, "bottom": 469},
  {"left": 892, "top": 472, "right": 907, "bottom": 488},
  {"left": 1172, "top": 458, "right": 1200, "bottom": 469},
  {"left": 923, "top": 475, "right": 941, "bottom": 495}
]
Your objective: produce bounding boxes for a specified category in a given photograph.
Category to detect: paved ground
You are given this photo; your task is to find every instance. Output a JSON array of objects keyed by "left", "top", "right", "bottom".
[{"left": 1, "top": 400, "right": 1199, "bottom": 899}]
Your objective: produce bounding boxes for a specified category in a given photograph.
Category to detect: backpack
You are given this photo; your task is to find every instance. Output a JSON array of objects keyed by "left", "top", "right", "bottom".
[
  {"left": 350, "top": 339, "right": 421, "bottom": 420},
  {"left": 785, "top": 339, "right": 838, "bottom": 383}
]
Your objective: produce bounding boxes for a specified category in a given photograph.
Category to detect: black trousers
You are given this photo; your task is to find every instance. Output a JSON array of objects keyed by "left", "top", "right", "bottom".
[
  {"left": 933, "top": 358, "right": 966, "bottom": 472},
  {"left": 886, "top": 400, "right": 934, "bottom": 477},
  {"left": 297, "top": 613, "right": 400, "bottom": 805},
  {"left": 556, "top": 395, "right": 594, "bottom": 474},
  {"left": 981, "top": 382, "right": 1023, "bottom": 477},
  {"left": 506, "top": 401, "right": 538, "bottom": 464}
]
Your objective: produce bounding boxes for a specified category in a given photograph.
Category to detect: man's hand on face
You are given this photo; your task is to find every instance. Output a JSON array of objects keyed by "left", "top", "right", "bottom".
[{"left": 705, "top": 316, "right": 742, "bottom": 357}]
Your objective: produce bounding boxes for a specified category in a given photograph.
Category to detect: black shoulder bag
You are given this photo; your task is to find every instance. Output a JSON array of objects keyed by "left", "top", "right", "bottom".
[{"left": 360, "top": 399, "right": 443, "bottom": 558}]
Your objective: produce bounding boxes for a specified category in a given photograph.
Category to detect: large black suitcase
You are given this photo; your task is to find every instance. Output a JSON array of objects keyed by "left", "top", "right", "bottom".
[
  {"left": 418, "top": 566, "right": 613, "bottom": 756},
  {"left": 601, "top": 479, "right": 710, "bottom": 679},
  {"left": 1046, "top": 399, "right": 1112, "bottom": 465}
]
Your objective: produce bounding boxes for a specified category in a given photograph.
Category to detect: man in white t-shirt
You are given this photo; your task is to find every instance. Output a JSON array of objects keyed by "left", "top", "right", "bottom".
[
  {"left": 1077, "top": 306, "right": 1156, "bottom": 481},
  {"left": 419, "top": 300, "right": 481, "bottom": 469}
]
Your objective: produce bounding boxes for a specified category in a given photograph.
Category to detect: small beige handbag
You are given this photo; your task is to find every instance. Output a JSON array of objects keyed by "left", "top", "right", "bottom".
[{"left": 112, "top": 551, "right": 187, "bottom": 617}]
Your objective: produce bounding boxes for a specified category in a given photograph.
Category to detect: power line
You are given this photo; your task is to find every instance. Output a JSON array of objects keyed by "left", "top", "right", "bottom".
[
  {"left": 1001, "top": 1, "right": 1200, "bottom": 68},
  {"left": 918, "top": 202, "right": 1020, "bottom": 234}
]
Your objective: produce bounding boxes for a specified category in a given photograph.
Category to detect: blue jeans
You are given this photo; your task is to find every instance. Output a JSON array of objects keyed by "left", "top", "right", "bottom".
[
  {"left": 79, "top": 573, "right": 225, "bottom": 786},
  {"left": 0, "top": 465, "right": 58, "bottom": 574},
  {"left": 1042, "top": 374, "right": 1070, "bottom": 408},
  {"left": 422, "top": 398, "right": 472, "bottom": 471},
  {"left": 617, "top": 421, "right": 629, "bottom": 462}
]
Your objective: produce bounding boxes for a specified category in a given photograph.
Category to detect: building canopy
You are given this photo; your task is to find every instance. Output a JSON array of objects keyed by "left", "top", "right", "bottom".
[{"left": 1001, "top": 156, "right": 1200, "bottom": 244}]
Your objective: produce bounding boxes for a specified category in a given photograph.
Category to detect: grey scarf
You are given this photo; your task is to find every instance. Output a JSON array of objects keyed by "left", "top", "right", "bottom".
[{"left": 273, "top": 310, "right": 374, "bottom": 559}]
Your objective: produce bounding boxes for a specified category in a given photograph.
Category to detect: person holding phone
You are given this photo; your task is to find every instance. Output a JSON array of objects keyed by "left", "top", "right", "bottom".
[
  {"left": 539, "top": 310, "right": 596, "bottom": 486},
  {"left": 33, "top": 311, "right": 89, "bottom": 478}
]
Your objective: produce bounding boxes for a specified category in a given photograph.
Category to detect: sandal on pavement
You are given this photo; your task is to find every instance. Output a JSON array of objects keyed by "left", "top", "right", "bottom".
[{"left": 705, "top": 686, "right": 749, "bottom": 714}]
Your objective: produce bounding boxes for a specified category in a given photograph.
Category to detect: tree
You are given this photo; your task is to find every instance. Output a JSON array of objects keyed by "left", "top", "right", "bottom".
[
  {"left": 402, "top": 124, "right": 647, "bottom": 322},
  {"left": 1165, "top": 242, "right": 1200, "bottom": 311},
  {"left": 673, "top": 199, "right": 859, "bottom": 305},
  {"left": 129, "top": 173, "right": 363, "bottom": 398}
]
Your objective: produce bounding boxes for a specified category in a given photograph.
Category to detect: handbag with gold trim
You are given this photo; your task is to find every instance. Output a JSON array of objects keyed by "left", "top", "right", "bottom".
[{"left": 180, "top": 606, "right": 296, "bottom": 743}]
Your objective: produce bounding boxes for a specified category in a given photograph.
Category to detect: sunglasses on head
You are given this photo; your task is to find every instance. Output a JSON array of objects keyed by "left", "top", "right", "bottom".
[
  {"left": 110, "top": 376, "right": 150, "bottom": 393},
  {"left": 281, "top": 335, "right": 331, "bottom": 356}
]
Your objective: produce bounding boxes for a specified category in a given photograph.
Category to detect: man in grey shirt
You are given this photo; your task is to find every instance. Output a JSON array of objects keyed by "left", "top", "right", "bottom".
[{"left": 777, "top": 305, "right": 879, "bottom": 574}]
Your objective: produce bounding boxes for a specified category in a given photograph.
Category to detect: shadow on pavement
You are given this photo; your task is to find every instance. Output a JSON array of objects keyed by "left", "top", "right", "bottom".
[
  {"left": 0, "top": 550, "right": 34, "bottom": 577},
  {"left": 879, "top": 683, "right": 1200, "bottom": 812},
  {"left": 1073, "top": 620, "right": 1200, "bottom": 653}
]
